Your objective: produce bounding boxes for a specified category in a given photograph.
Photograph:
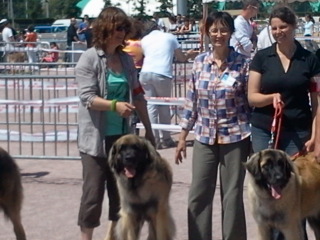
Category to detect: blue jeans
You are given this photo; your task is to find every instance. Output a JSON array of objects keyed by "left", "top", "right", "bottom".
[
  {"left": 251, "top": 126, "right": 310, "bottom": 240},
  {"left": 251, "top": 126, "right": 310, "bottom": 155}
]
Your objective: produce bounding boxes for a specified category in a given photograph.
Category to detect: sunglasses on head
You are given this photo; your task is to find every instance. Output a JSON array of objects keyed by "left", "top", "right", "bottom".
[{"left": 116, "top": 25, "right": 129, "bottom": 32}]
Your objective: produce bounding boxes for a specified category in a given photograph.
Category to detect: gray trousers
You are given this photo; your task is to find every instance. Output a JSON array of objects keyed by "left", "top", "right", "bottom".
[
  {"left": 78, "top": 135, "right": 121, "bottom": 228},
  {"left": 188, "top": 137, "right": 251, "bottom": 240},
  {"left": 139, "top": 72, "right": 172, "bottom": 142}
]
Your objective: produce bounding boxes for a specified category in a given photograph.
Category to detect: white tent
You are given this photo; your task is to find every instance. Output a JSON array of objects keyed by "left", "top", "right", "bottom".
[
  {"left": 77, "top": 0, "right": 105, "bottom": 17},
  {"left": 77, "top": 0, "right": 162, "bottom": 18},
  {"left": 202, "top": 0, "right": 316, "bottom": 2}
]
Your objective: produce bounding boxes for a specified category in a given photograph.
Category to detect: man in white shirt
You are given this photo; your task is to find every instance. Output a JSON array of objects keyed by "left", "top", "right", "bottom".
[
  {"left": 1, "top": 19, "right": 14, "bottom": 49},
  {"left": 139, "top": 21, "right": 196, "bottom": 149},
  {"left": 230, "top": 0, "right": 259, "bottom": 57},
  {"left": 0, "top": 19, "right": 16, "bottom": 61},
  {"left": 257, "top": 25, "right": 275, "bottom": 50}
]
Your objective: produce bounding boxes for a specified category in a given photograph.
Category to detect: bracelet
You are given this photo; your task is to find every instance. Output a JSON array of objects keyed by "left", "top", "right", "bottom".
[{"left": 111, "top": 99, "right": 117, "bottom": 112}]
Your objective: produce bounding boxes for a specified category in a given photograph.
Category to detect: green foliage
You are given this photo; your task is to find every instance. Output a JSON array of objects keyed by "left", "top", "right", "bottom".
[
  {"left": 187, "top": 0, "right": 203, "bottom": 19},
  {"left": 2, "top": 0, "right": 320, "bottom": 24},
  {"left": 157, "top": 0, "right": 173, "bottom": 14},
  {"left": 130, "top": 0, "right": 151, "bottom": 20}
]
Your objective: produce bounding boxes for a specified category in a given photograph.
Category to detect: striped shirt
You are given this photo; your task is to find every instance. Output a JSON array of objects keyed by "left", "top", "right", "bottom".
[{"left": 180, "top": 48, "right": 251, "bottom": 145}]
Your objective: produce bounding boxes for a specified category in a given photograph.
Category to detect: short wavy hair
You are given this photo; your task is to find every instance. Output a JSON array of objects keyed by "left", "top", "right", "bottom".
[
  {"left": 205, "top": 11, "right": 235, "bottom": 36},
  {"left": 92, "top": 7, "right": 132, "bottom": 50}
]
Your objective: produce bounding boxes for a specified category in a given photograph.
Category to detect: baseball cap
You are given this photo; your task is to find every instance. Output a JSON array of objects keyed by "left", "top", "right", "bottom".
[{"left": 0, "top": 19, "right": 8, "bottom": 25}]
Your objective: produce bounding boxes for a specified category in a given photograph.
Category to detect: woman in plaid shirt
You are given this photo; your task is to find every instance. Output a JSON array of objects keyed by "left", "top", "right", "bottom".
[{"left": 175, "top": 11, "right": 252, "bottom": 240}]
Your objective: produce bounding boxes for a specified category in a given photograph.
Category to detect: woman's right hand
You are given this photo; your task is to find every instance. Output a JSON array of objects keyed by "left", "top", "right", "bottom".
[
  {"left": 272, "top": 93, "right": 284, "bottom": 109},
  {"left": 115, "top": 102, "right": 135, "bottom": 118},
  {"left": 175, "top": 139, "right": 187, "bottom": 165}
]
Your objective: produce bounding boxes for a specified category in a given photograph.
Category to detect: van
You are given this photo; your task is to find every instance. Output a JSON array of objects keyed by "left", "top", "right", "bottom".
[{"left": 52, "top": 19, "right": 82, "bottom": 28}]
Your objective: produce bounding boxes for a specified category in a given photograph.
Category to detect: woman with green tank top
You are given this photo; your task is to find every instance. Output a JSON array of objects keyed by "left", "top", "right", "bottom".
[{"left": 76, "top": 7, "right": 155, "bottom": 240}]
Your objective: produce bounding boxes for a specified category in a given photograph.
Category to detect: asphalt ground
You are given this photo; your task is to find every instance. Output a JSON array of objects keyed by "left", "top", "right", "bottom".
[{"left": 0, "top": 134, "right": 316, "bottom": 240}]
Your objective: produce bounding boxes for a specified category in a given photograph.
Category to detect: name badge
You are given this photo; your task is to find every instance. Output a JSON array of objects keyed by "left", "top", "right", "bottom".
[{"left": 222, "top": 74, "right": 236, "bottom": 87}]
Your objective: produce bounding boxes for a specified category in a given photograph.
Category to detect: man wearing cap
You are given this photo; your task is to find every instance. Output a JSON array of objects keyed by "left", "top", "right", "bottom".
[{"left": 0, "top": 19, "right": 15, "bottom": 52}]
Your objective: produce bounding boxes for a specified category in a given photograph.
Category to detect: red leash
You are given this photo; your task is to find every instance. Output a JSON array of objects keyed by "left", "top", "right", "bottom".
[
  {"left": 268, "top": 102, "right": 306, "bottom": 159},
  {"left": 268, "top": 102, "right": 283, "bottom": 149}
]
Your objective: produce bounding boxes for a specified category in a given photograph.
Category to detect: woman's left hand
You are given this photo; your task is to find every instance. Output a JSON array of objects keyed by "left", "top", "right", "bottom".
[
  {"left": 115, "top": 102, "right": 135, "bottom": 118},
  {"left": 305, "top": 139, "right": 315, "bottom": 152}
]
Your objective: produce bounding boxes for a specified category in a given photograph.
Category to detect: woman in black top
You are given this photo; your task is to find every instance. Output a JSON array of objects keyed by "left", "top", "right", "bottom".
[{"left": 248, "top": 5, "right": 320, "bottom": 240}]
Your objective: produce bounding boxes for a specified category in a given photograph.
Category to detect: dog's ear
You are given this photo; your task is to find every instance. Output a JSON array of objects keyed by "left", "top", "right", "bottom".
[
  {"left": 141, "top": 137, "right": 159, "bottom": 163},
  {"left": 108, "top": 142, "right": 119, "bottom": 170},
  {"left": 245, "top": 151, "right": 263, "bottom": 180},
  {"left": 282, "top": 151, "right": 293, "bottom": 178}
]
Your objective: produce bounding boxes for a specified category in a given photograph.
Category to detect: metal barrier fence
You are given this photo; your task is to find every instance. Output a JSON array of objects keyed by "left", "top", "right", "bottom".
[
  {"left": 0, "top": 60, "right": 192, "bottom": 160},
  {"left": 1, "top": 35, "right": 319, "bottom": 160}
]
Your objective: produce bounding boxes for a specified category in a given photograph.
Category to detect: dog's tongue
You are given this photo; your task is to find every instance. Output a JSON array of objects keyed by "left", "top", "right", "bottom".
[
  {"left": 271, "top": 185, "right": 282, "bottom": 199},
  {"left": 124, "top": 167, "right": 136, "bottom": 178}
]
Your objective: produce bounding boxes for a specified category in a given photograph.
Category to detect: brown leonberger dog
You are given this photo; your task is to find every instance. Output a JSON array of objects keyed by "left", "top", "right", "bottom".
[
  {"left": 108, "top": 134, "right": 175, "bottom": 240},
  {"left": 0, "top": 147, "right": 26, "bottom": 240},
  {"left": 245, "top": 149, "right": 320, "bottom": 240}
]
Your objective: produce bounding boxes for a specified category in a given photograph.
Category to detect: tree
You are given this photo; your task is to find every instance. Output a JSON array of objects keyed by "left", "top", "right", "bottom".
[
  {"left": 187, "top": 0, "right": 202, "bottom": 19},
  {"left": 50, "top": 0, "right": 81, "bottom": 18},
  {"left": 131, "top": 0, "right": 150, "bottom": 19},
  {"left": 104, "top": 0, "right": 112, "bottom": 7},
  {"left": 157, "top": 0, "right": 173, "bottom": 16},
  {"left": 28, "top": 0, "right": 46, "bottom": 20}
]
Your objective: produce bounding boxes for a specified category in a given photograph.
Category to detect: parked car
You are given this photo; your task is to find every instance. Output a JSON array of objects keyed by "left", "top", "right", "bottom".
[
  {"left": 34, "top": 25, "right": 68, "bottom": 50},
  {"left": 35, "top": 25, "right": 68, "bottom": 34}
]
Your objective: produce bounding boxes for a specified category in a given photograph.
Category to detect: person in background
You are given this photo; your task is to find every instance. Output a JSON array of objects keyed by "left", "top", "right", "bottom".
[
  {"left": 139, "top": 20, "right": 197, "bottom": 149},
  {"left": 0, "top": 19, "right": 15, "bottom": 56},
  {"left": 84, "top": 19, "right": 93, "bottom": 48},
  {"left": 123, "top": 18, "right": 144, "bottom": 73},
  {"left": 152, "top": 12, "right": 166, "bottom": 32},
  {"left": 178, "top": 17, "right": 193, "bottom": 34},
  {"left": 168, "top": 15, "right": 179, "bottom": 33},
  {"left": 304, "top": 13, "right": 316, "bottom": 52},
  {"left": 76, "top": 7, "right": 155, "bottom": 240},
  {"left": 230, "top": 0, "right": 259, "bottom": 57},
  {"left": 257, "top": 25, "right": 275, "bottom": 50},
  {"left": 78, "top": 14, "right": 89, "bottom": 42},
  {"left": 123, "top": 18, "right": 145, "bottom": 135},
  {"left": 248, "top": 5, "right": 320, "bottom": 240},
  {"left": 42, "top": 42, "right": 59, "bottom": 63},
  {"left": 175, "top": 11, "right": 251, "bottom": 240},
  {"left": 65, "top": 17, "right": 80, "bottom": 62},
  {"left": 24, "top": 25, "right": 38, "bottom": 64}
]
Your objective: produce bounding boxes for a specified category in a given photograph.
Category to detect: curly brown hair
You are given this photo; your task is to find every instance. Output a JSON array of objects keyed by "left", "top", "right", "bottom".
[{"left": 92, "top": 7, "right": 132, "bottom": 51}]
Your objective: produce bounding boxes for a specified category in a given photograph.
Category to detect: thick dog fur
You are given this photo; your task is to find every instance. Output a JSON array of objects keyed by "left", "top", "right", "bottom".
[
  {"left": 245, "top": 149, "right": 320, "bottom": 240},
  {"left": 108, "top": 134, "right": 175, "bottom": 240},
  {"left": 0, "top": 147, "right": 26, "bottom": 240}
]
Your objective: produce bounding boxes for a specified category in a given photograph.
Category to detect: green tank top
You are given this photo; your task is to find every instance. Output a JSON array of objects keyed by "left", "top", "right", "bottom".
[{"left": 104, "top": 70, "right": 129, "bottom": 136}]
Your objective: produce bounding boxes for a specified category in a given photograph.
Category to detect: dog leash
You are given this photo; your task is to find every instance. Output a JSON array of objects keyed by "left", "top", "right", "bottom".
[
  {"left": 268, "top": 102, "right": 306, "bottom": 159},
  {"left": 268, "top": 102, "right": 283, "bottom": 149}
]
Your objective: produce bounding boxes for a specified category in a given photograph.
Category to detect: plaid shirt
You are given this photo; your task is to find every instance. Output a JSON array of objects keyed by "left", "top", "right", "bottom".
[{"left": 180, "top": 49, "right": 251, "bottom": 145}]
